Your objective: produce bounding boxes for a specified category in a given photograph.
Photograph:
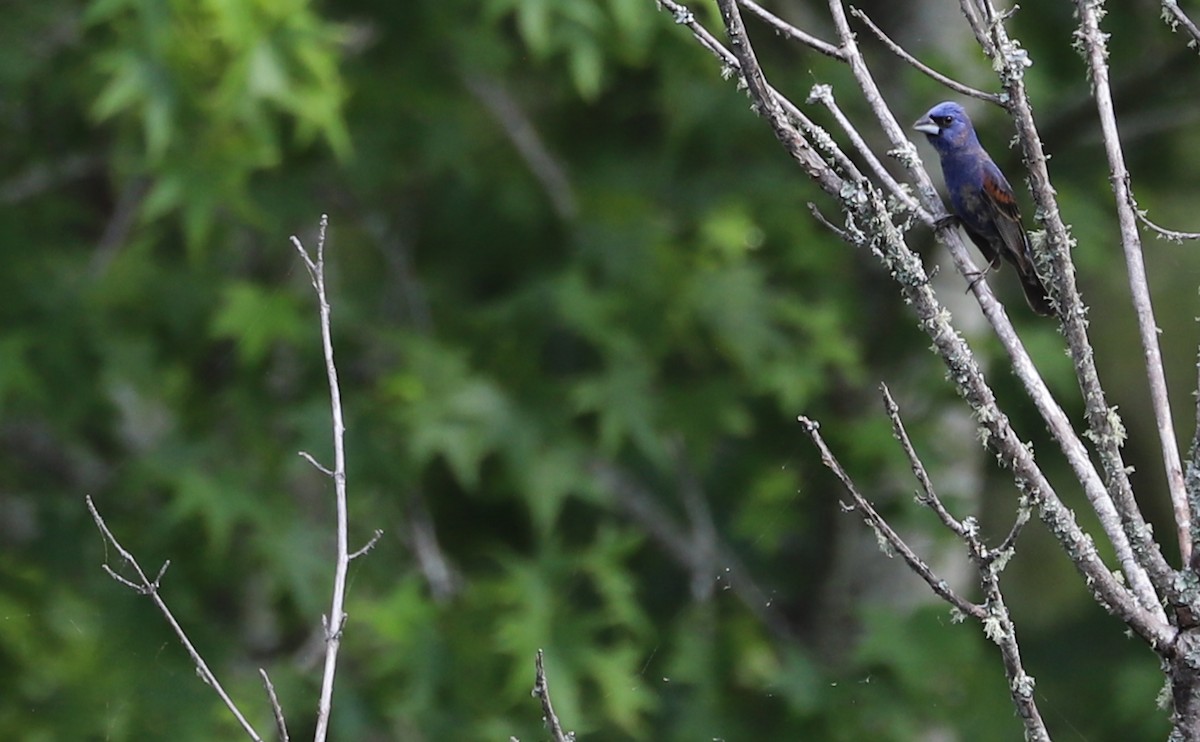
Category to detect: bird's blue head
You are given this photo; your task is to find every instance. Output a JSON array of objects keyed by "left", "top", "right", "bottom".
[{"left": 913, "top": 101, "right": 980, "bottom": 154}]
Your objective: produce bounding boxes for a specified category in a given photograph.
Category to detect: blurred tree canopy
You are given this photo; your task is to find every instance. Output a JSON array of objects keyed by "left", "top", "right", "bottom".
[{"left": 2, "top": 0, "right": 1199, "bottom": 739}]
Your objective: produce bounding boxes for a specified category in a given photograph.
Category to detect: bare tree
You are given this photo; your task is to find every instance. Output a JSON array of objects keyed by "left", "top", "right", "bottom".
[
  {"left": 649, "top": 0, "right": 1200, "bottom": 738},
  {"left": 88, "top": 216, "right": 382, "bottom": 741}
]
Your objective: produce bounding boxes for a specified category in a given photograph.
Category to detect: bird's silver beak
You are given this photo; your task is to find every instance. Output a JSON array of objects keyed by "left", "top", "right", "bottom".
[{"left": 913, "top": 115, "right": 939, "bottom": 135}]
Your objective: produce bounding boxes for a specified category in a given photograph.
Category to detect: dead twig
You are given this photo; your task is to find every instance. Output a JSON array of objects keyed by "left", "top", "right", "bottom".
[
  {"left": 87, "top": 495, "right": 264, "bottom": 741},
  {"left": 532, "top": 649, "right": 573, "bottom": 742}
]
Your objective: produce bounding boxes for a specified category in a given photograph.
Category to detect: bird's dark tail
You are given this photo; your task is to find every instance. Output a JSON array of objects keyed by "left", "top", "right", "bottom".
[{"left": 1017, "top": 266, "right": 1054, "bottom": 316}]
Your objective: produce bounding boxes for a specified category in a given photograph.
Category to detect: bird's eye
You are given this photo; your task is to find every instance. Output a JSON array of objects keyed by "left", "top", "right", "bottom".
[{"left": 934, "top": 115, "right": 952, "bottom": 126}]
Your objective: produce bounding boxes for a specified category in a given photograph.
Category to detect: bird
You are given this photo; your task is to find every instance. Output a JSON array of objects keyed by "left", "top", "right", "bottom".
[{"left": 913, "top": 101, "right": 1053, "bottom": 316}]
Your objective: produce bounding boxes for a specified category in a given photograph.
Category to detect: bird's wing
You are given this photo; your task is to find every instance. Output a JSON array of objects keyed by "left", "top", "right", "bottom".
[
  {"left": 980, "top": 162, "right": 1054, "bottom": 315},
  {"left": 979, "top": 164, "right": 1036, "bottom": 275}
]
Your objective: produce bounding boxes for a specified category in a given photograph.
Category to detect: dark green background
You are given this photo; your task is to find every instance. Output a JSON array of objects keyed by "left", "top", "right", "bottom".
[{"left": 2, "top": 0, "right": 1198, "bottom": 738}]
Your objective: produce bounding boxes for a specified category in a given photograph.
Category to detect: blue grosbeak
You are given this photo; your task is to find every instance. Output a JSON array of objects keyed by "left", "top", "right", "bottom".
[{"left": 914, "top": 101, "right": 1053, "bottom": 316}]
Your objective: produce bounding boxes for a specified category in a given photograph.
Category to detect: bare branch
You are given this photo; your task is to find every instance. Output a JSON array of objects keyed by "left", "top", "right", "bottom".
[
  {"left": 1073, "top": 0, "right": 1191, "bottom": 565},
  {"left": 798, "top": 416, "right": 985, "bottom": 619},
  {"left": 298, "top": 450, "right": 334, "bottom": 477},
  {"left": 958, "top": 0, "right": 1175, "bottom": 606},
  {"left": 880, "top": 384, "right": 968, "bottom": 538},
  {"left": 1130, "top": 190, "right": 1200, "bottom": 242},
  {"left": 1188, "top": 347, "right": 1200, "bottom": 566},
  {"left": 1162, "top": 0, "right": 1200, "bottom": 49},
  {"left": 653, "top": 0, "right": 1192, "bottom": 729},
  {"left": 970, "top": 539, "right": 1050, "bottom": 741},
  {"left": 101, "top": 562, "right": 150, "bottom": 592},
  {"left": 292, "top": 215, "right": 367, "bottom": 742},
  {"left": 532, "top": 650, "right": 573, "bottom": 742},
  {"left": 829, "top": 0, "right": 1106, "bottom": 553},
  {"left": 829, "top": 0, "right": 1171, "bottom": 619},
  {"left": 87, "top": 496, "right": 264, "bottom": 741},
  {"left": 825, "top": 389, "right": 1051, "bottom": 734},
  {"left": 736, "top": 0, "right": 846, "bottom": 60},
  {"left": 350, "top": 529, "right": 384, "bottom": 561},
  {"left": 664, "top": 0, "right": 1173, "bottom": 648},
  {"left": 259, "top": 669, "right": 290, "bottom": 742},
  {"left": 463, "top": 73, "right": 578, "bottom": 220},
  {"left": 1136, "top": 211, "right": 1200, "bottom": 242},
  {"left": 848, "top": 6, "right": 1004, "bottom": 105},
  {"left": 806, "top": 84, "right": 927, "bottom": 219},
  {"left": 995, "top": 499, "right": 1033, "bottom": 558},
  {"left": 807, "top": 202, "right": 849, "bottom": 240}
]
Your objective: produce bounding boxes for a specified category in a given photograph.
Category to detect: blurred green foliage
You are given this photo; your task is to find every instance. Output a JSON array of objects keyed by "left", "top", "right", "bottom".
[{"left": 1, "top": 0, "right": 1198, "bottom": 739}]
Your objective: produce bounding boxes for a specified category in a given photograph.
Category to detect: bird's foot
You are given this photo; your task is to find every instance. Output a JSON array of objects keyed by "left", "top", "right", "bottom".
[
  {"left": 934, "top": 214, "right": 960, "bottom": 232},
  {"left": 964, "top": 266, "right": 993, "bottom": 294}
]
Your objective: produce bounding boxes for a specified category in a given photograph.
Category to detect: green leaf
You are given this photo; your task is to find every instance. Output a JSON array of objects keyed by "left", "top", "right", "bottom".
[
  {"left": 569, "top": 351, "right": 663, "bottom": 461},
  {"left": 390, "top": 339, "right": 517, "bottom": 489},
  {"left": 568, "top": 36, "right": 603, "bottom": 100},
  {"left": 210, "top": 281, "right": 308, "bottom": 365},
  {"left": 515, "top": 0, "right": 552, "bottom": 57}
]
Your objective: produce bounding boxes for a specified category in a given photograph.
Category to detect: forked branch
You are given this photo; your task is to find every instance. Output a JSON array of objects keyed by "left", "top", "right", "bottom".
[{"left": 86, "top": 495, "right": 264, "bottom": 741}]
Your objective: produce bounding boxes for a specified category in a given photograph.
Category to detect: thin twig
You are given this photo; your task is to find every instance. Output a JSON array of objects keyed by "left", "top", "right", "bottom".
[
  {"left": 350, "top": 529, "right": 384, "bottom": 561},
  {"left": 655, "top": 0, "right": 863, "bottom": 186},
  {"left": 1130, "top": 190, "right": 1200, "bottom": 241},
  {"left": 1136, "top": 211, "right": 1200, "bottom": 241},
  {"left": 86, "top": 496, "right": 264, "bottom": 741},
  {"left": 1073, "top": 0, "right": 1191, "bottom": 566},
  {"left": 533, "top": 650, "right": 572, "bottom": 742},
  {"left": 849, "top": 6, "right": 1004, "bottom": 105},
  {"left": 798, "top": 416, "right": 985, "bottom": 619},
  {"left": 292, "top": 215, "right": 358, "bottom": 742},
  {"left": 806, "top": 404, "right": 1049, "bottom": 739},
  {"left": 1162, "top": 0, "right": 1200, "bottom": 49},
  {"left": 298, "top": 450, "right": 334, "bottom": 477},
  {"left": 880, "top": 384, "right": 968, "bottom": 538},
  {"left": 970, "top": 537, "right": 1049, "bottom": 741},
  {"left": 807, "top": 84, "right": 927, "bottom": 219},
  {"left": 995, "top": 490, "right": 1034, "bottom": 558},
  {"left": 463, "top": 73, "right": 578, "bottom": 220},
  {"left": 259, "top": 669, "right": 290, "bottom": 742},
  {"left": 807, "top": 202, "right": 849, "bottom": 240},
  {"left": 736, "top": 0, "right": 846, "bottom": 60},
  {"left": 884, "top": 382, "right": 1032, "bottom": 556}
]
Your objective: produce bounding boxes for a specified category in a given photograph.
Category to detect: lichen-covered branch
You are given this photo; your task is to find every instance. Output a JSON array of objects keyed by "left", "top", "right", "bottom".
[
  {"left": 1161, "top": 0, "right": 1200, "bottom": 50},
  {"left": 799, "top": 415, "right": 985, "bottom": 619},
  {"left": 802, "top": 404, "right": 1049, "bottom": 740},
  {"left": 959, "top": 0, "right": 1174, "bottom": 604},
  {"left": 532, "top": 650, "right": 573, "bottom": 742},
  {"left": 1072, "top": 0, "right": 1190, "bottom": 565}
]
